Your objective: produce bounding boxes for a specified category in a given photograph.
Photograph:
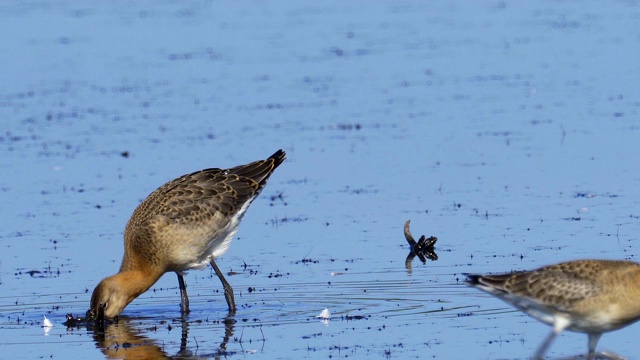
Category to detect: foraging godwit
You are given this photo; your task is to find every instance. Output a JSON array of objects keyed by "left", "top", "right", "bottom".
[
  {"left": 88, "top": 150, "right": 286, "bottom": 319},
  {"left": 466, "top": 259, "right": 640, "bottom": 360}
]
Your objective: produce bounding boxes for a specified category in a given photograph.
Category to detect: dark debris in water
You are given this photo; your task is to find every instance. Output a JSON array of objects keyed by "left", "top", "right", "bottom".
[
  {"left": 268, "top": 191, "right": 287, "bottom": 206},
  {"left": 63, "top": 313, "right": 84, "bottom": 327},
  {"left": 267, "top": 271, "right": 289, "bottom": 279},
  {"left": 15, "top": 261, "right": 66, "bottom": 278},
  {"left": 457, "top": 312, "right": 474, "bottom": 317},
  {"left": 336, "top": 123, "right": 362, "bottom": 131},
  {"left": 403, "top": 220, "right": 439, "bottom": 271},
  {"left": 342, "top": 314, "right": 368, "bottom": 321},
  {"left": 25, "top": 270, "right": 42, "bottom": 277},
  {"left": 563, "top": 217, "right": 581, "bottom": 221},
  {"left": 339, "top": 185, "right": 378, "bottom": 195},
  {"left": 63, "top": 312, "right": 119, "bottom": 329},
  {"left": 574, "top": 192, "right": 618, "bottom": 199},
  {"left": 293, "top": 256, "right": 360, "bottom": 266},
  {"left": 268, "top": 215, "right": 308, "bottom": 226},
  {"left": 294, "top": 258, "right": 320, "bottom": 265}
]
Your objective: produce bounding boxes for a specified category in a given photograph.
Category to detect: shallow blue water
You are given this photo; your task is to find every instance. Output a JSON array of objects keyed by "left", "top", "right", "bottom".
[{"left": 1, "top": 1, "right": 640, "bottom": 359}]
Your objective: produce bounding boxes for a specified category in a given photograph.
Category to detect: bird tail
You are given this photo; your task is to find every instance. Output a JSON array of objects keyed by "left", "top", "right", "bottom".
[{"left": 228, "top": 149, "right": 286, "bottom": 186}]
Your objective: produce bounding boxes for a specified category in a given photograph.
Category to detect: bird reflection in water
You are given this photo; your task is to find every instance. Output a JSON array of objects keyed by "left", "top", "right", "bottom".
[{"left": 77, "top": 315, "right": 237, "bottom": 359}]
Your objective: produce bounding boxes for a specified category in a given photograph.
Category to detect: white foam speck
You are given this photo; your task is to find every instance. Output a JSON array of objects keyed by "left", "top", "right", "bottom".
[{"left": 316, "top": 308, "right": 331, "bottom": 319}]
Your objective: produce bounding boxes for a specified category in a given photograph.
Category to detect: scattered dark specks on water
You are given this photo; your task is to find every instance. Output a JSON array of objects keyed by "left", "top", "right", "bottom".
[
  {"left": 269, "top": 191, "right": 286, "bottom": 205},
  {"left": 339, "top": 185, "right": 378, "bottom": 195},
  {"left": 563, "top": 217, "right": 581, "bottom": 221},
  {"left": 268, "top": 215, "right": 308, "bottom": 226},
  {"left": 335, "top": 123, "right": 362, "bottom": 131},
  {"left": 294, "top": 258, "right": 320, "bottom": 264},
  {"left": 267, "top": 272, "right": 288, "bottom": 278},
  {"left": 403, "top": 220, "right": 438, "bottom": 272},
  {"left": 18, "top": 262, "right": 64, "bottom": 278}
]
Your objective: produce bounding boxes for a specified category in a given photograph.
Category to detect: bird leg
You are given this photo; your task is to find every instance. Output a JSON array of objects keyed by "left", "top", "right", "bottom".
[
  {"left": 587, "top": 333, "right": 602, "bottom": 360},
  {"left": 534, "top": 329, "right": 558, "bottom": 360},
  {"left": 210, "top": 258, "right": 236, "bottom": 313},
  {"left": 176, "top": 273, "right": 190, "bottom": 315},
  {"left": 535, "top": 316, "right": 571, "bottom": 359}
]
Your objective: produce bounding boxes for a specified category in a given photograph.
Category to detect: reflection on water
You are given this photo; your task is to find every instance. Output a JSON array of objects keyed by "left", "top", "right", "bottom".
[
  {"left": 89, "top": 315, "right": 235, "bottom": 359},
  {"left": 93, "top": 321, "right": 171, "bottom": 360}
]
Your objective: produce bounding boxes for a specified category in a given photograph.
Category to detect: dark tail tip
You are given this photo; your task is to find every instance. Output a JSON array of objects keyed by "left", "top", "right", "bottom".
[
  {"left": 462, "top": 273, "right": 482, "bottom": 285},
  {"left": 269, "top": 149, "right": 286, "bottom": 169}
]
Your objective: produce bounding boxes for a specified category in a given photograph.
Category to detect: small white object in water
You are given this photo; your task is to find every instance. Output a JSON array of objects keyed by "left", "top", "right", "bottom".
[
  {"left": 316, "top": 308, "right": 331, "bottom": 319},
  {"left": 43, "top": 315, "right": 53, "bottom": 336},
  {"left": 43, "top": 315, "right": 53, "bottom": 328}
]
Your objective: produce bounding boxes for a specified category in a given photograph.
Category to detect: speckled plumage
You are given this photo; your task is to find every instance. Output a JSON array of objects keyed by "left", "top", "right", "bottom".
[
  {"left": 89, "top": 150, "right": 285, "bottom": 319},
  {"left": 466, "top": 259, "right": 640, "bottom": 360}
]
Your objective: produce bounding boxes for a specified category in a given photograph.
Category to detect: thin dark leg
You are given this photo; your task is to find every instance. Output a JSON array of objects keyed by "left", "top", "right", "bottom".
[
  {"left": 587, "top": 333, "right": 602, "bottom": 360},
  {"left": 176, "top": 273, "right": 190, "bottom": 315},
  {"left": 210, "top": 258, "right": 236, "bottom": 313},
  {"left": 535, "top": 316, "right": 572, "bottom": 359},
  {"left": 534, "top": 329, "right": 558, "bottom": 360}
]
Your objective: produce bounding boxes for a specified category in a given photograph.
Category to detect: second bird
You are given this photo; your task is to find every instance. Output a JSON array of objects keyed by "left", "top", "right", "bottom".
[{"left": 88, "top": 149, "right": 286, "bottom": 319}]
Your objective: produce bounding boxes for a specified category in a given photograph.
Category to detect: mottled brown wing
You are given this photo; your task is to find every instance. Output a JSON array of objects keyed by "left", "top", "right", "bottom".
[
  {"left": 476, "top": 263, "right": 603, "bottom": 309},
  {"left": 155, "top": 172, "right": 260, "bottom": 222},
  {"left": 129, "top": 150, "right": 285, "bottom": 226}
]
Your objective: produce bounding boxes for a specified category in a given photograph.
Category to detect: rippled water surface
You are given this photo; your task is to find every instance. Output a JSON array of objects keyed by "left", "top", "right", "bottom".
[{"left": 1, "top": 1, "right": 640, "bottom": 359}]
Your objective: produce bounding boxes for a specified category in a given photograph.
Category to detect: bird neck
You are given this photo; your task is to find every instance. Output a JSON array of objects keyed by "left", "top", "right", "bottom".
[{"left": 114, "top": 262, "right": 164, "bottom": 304}]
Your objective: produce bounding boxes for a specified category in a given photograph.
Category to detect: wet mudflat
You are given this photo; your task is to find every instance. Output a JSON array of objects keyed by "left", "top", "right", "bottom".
[{"left": 1, "top": 1, "right": 640, "bottom": 359}]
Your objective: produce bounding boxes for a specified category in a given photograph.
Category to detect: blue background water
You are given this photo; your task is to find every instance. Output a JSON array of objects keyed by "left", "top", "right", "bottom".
[{"left": 1, "top": 1, "right": 639, "bottom": 359}]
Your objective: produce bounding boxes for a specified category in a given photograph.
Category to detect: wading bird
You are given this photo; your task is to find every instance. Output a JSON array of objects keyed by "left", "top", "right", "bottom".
[
  {"left": 88, "top": 150, "right": 286, "bottom": 319},
  {"left": 466, "top": 259, "right": 640, "bottom": 360}
]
